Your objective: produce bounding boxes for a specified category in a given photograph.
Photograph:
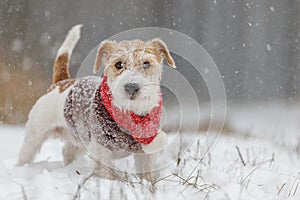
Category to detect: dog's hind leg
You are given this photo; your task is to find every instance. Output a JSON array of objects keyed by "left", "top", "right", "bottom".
[
  {"left": 62, "top": 142, "right": 82, "bottom": 165},
  {"left": 17, "top": 127, "right": 50, "bottom": 166}
]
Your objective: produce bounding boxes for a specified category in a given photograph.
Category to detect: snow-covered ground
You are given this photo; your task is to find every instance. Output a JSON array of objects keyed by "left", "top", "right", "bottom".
[{"left": 1, "top": 102, "right": 300, "bottom": 199}]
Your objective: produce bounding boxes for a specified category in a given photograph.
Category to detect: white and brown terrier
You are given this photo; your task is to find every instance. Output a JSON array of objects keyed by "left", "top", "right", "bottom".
[{"left": 17, "top": 25, "right": 175, "bottom": 176}]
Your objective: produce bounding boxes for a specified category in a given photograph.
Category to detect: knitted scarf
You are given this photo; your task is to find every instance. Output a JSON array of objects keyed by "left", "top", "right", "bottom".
[{"left": 100, "top": 76, "right": 162, "bottom": 144}]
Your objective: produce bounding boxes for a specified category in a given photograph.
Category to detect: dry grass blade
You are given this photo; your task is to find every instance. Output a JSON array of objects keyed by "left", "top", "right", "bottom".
[
  {"left": 152, "top": 174, "right": 173, "bottom": 185},
  {"left": 236, "top": 146, "right": 246, "bottom": 166},
  {"left": 185, "top": 133, "right": 221, "bottom": 183},
  {"left": 184, "top": 156, "right": 206, "bottom": 185},
  {"left": 241, "top": 167, "right": 258, "bottom": 185},
  {"left": 20, "top": 185, "right": 28, "bottom": 200},
  {"left": 288, "top": 173, "right": 300, "bottom": 197},
  {"left": 277, "top": 183, "right": 286, "bottom": 195},
  {"left": 269, "top": 153, "right": 275, "bottom": 168},
  {"left": 172, "top": 173, "right": 199, "bottom": 188},
  {"left": 72, "top": 173, "right": 95, "bottom": 200},
  {"left": 293, "top": 182, "right": 299, "bottom": 196}
]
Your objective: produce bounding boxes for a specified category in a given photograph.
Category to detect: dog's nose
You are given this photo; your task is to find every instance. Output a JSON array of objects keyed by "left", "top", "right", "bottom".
[{"left": 124, "top": 83, "right": 140, "bottom": 97}]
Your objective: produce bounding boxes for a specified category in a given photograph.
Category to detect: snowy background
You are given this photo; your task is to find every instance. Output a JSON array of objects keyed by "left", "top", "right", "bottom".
[{"left": 1, "top": 0, "right": 300, "bottom": 199}]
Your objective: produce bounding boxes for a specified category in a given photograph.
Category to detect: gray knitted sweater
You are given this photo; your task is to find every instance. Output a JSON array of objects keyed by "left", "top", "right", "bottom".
[{"left": 63, "top": 76, "right": 143, "bottom": 153}]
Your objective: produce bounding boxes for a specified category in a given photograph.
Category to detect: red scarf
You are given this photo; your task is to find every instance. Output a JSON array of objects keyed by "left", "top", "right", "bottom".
[{"left": 100, "top": 76, "right": 162, "bottom": 144}]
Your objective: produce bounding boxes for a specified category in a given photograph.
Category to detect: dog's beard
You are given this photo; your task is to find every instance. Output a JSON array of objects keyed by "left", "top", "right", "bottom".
[{"left": 107, "top": 69, "right": 161, "bottom": 116}]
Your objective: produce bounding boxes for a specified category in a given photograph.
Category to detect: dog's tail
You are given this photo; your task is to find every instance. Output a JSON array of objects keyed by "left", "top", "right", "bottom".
[{"left": 52, "top": 24, "right": 83, "bottom": 83}]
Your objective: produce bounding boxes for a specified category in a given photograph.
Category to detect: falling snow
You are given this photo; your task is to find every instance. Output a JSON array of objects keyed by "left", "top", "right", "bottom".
[
  {"left": 1, "top": 1, "right": 300, "bottom": 199},
  {"left": 266, "top": 43, "right": 272, "bottom": 51}
]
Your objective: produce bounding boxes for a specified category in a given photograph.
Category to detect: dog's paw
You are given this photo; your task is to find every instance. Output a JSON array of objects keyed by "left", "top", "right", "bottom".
[{"left": 141, "top": 130, "right": 167, "bottom": 154}]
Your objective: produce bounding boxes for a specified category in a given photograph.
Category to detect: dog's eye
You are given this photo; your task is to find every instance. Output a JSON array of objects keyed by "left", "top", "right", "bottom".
[
  {"left": 142, "top": 61, "right": 150, "bottom": 69},
  {"left": 115, "top": 61, "right": 124, "bottom": 70}
]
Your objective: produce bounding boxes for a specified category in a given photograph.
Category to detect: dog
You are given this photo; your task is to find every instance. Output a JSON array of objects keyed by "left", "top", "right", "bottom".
[{"left": 17, "top": 24, "right": 176, "bottom": 179}]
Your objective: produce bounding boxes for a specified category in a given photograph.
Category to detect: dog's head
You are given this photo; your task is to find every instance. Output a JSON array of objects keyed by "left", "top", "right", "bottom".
[{"left": 93, "top": 38, "right": 175, "bottom": 116}]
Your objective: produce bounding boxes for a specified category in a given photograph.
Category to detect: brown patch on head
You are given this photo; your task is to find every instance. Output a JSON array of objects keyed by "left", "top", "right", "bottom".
[
  {"left": 47, "top": 79, "right": 75, "bottom": 93},
  {"left": 93, "top": 38, "right": 175, "bottom": 81},
  {"left": 53, "top": 53, "right": 70, "bottom": 84}
]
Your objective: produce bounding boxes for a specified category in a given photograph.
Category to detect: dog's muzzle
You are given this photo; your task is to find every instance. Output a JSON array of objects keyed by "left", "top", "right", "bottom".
[{"left": 124, "top": 83, "right": 140, "bottom": 100}]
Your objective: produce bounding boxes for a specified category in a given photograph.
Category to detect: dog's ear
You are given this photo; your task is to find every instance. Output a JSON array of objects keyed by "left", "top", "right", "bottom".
[
  {"left": 93, "top": 40, "right": 115, "bottom": 74},
  {"left": 151, "top": 38, "right": 176, "bottom": 68}
]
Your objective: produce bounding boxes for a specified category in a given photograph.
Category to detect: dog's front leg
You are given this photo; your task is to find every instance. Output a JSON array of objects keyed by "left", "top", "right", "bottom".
[
  {"left": 134, "top": 153, "right": 157, "bottom": 183},
  {"left": 134, "top": 130, "right": 167, "bottom": 182},
  {"left": 87, "top": 141, "right": 116, "bottom": 180}
]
